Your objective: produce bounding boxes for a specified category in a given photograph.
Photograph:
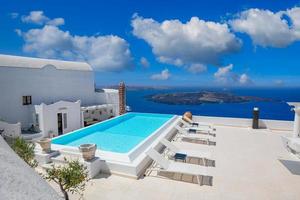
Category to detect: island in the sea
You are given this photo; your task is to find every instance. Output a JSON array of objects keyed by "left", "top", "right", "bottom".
[{"left": 145, "top": 91, "right": 272, "bottom": 105}]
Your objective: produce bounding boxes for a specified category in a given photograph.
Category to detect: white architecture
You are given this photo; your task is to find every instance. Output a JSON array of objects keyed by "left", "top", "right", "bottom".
[
  {"left": 0, "top": 54, "right": 119, "bottom": 137},
  {"left": 288, "top": 102, "right": 300, "bottom": 137},
  {"left": 34, "top": 100, "right": 82, "bottom": 137}
]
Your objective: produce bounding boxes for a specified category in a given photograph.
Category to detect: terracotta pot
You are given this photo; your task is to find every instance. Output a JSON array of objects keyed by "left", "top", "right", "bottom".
[
  {"left": 183, "top": 111, "right": 193, "bottom": 120},
  {"left": 79, "top": 144, "right": 97, "bottom": 161},
  {"left": 37, "top": 138, "right": 51, "bottom": 153}
]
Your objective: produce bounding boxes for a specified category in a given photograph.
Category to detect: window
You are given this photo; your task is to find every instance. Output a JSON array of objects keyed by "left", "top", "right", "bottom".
[
  {"left": 22, "top": 96, "right": 32, "bottom": 105},
  {"left": 63, "top": 113, "right": 67, "bottom": 129}
]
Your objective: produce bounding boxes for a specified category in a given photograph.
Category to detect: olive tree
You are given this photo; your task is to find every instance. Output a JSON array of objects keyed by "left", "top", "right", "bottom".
[
  {"left": 43, "top": 158, "right": 89, "bottom": 200},
  {"left": 11, "top": 137, "right": 38, "bottom": 168}
]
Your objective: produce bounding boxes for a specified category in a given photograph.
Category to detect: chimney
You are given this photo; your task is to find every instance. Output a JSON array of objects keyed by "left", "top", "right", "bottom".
[{"left": 118, "top": 82, "right": 126, "bottom": 115}]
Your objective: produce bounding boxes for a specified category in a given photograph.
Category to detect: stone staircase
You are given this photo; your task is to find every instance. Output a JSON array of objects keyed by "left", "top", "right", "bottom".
[{"left": 41, "top": 149, "right": 82, "bottom": 168}]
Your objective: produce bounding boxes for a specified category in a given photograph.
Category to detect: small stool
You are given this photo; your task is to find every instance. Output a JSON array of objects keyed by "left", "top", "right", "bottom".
[{"left": 174, "top": 153, "right": 187, "bottom": 162}]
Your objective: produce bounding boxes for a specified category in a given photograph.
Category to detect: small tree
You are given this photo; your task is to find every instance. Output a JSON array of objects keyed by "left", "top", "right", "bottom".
[
  {"left": 43, "top": 158, "right": 89, "bottom": 200},
  {"left": 11, "top": 137, "right": 38, "bottom": 168}
]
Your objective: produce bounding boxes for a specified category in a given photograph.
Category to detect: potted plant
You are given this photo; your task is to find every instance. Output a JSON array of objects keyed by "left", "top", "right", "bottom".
[
  {"left": 37, "top": 138, "right": 51, "bottom": 153},
  {"left": 78, "top": 144, "right": 97, "bottom": 161},
  {"left": 48, "top": 130, "right": 58, "bottom": 138}
]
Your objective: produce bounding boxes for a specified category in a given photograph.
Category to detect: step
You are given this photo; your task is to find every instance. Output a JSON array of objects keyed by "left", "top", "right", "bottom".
[
  {"left": 51, "top": 153, "right": 83, "bottom": 165},
  {"left": 42, "top": 162, "right": 67, "bottom": 170},
  {"left": 59, "top": 148, "right": 82, "bottom": 156},
  {"left": 43, "top": 155, "right": 103, "bottom": 179}
]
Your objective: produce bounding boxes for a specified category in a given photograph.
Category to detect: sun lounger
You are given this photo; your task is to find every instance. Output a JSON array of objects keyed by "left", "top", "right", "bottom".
[
  {"left": 179, "top": 122, "right": 212, "bottom": 134},
  {"left": 182, "top": 117, "right": 214, "bottom": 127},
  {"left": 281, "top": 136, "right": 300, "bottom": 155},
  {"left": 180, "top": 119, "right": 216, "bottom": 131},
  {"left": 174, "top": 125, "right": 215, "bottom": 143},
  {"left": 160, "top": 138, "right": 212, "bottom": 164},
  {"left": 146, "top": 148, "right": 213, "bottom": 185},
  {"left": 181, "top": 122, "right": 215, "bottom": 135}
]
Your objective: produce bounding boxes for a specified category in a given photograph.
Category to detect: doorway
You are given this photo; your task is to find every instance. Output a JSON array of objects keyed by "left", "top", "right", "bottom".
[{"left": 57, "top": 113, "right": 63, "bottom": 135}]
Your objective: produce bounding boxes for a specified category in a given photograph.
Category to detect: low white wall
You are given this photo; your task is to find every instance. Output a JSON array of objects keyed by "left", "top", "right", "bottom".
[
  {"left": 192, "top": 116, "right": 293, "bottom": 131},
  {"left": 82, "top": 104, "right": 115, "bottom": 122},
  {"left": 95, "top": 89, "right": 119, "bottom": 116},
  {"left": 0, "top": 120, "right": 21, "bottom": 138}
]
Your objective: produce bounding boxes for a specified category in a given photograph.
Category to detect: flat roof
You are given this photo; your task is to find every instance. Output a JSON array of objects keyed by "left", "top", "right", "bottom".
[{"left": 0, "top": 54, "right": 92, "bottom": 71}]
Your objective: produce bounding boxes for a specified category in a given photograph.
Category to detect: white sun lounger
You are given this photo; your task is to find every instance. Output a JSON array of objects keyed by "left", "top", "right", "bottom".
[
  {"left": 180, "top": 119, "right": 216, "bottom": 132},
  {"left": 180, "top": 120, "right": 214, "bottom": 133},
  {"left": 160, "top": 138, "right": 212, "bottom": 164},
  {"left": 281, "top": 136, "right": 300, "bottom": 155},
  {"left": 180, "top": 118, "right": 213, "bottom": 129},
  {"left": 146, "top": 148, "right": 213, "bottom": 185},
  {"left": 175, "top": 125, "right": 215, "bottom": 143}
]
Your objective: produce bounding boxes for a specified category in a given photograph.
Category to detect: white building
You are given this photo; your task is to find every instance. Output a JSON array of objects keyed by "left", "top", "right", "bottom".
[{"left": 0, "top": 54, "right": 119, "bottom": 138}]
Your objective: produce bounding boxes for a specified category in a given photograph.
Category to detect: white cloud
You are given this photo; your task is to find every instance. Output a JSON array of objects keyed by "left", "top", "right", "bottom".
[
  {"left": 274, "top": 79, "right": 284, "bottom": 86},
  {"left": 21, "top": 11, "right": 64, "bottom": 26},
  {"left": 150, "top": 69, "right": 171, "bottom": 80},
  {"left": 140, "top": 57, "right": 150, "bottom": 68},
  {"left": 21, "top": 11, "right": 49, "bottom": 25},
  {"left": 287, "top": 7, "right": 300, "bottom": 32},
  {"left": 214, "top": 64, "right": 233, "bottom": 80},
  {"left": 19, "top": 25, "right": 133, "bottom": 71},
  {"left": 10, "top": 12, "right": 19, "bottom": 19},
  {"left": 230, "top": 7, "right": 300, "bottom": 47},
  {"left": 187, "top": 63, "right": 207, "bottom": 74},
  {"left": 132, "top": 15, "right": 241, "bottom": 69},
  {"left": 214, "top": 64, "right": 252, "bottom": 85},
  {"left": 47, "top": 18, "right": 65, "bottom": 26},
  {"left": 15, "top": 29, "right": 22, "bottom": 36},
  {"left": 239, "top": 73, "right": 252, "bottom": 84}
]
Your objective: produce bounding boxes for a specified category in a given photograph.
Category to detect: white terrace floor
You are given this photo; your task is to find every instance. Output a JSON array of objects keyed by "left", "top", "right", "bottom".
[{"left": 53, "top": 124, "right": 300, "bottom": 200}]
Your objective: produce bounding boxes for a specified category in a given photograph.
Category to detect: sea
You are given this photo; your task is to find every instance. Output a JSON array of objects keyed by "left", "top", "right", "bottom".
[{"left": 126, "top": 87, "right": 300, "bottom": 121}]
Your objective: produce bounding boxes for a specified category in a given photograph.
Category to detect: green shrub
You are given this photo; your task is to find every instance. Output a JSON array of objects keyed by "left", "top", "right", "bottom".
[
  {"left": 43, "top": 158, "right": 89, "bottom": 200},
  {"left": 11, "top": 137, "right": 38, "bottom": 168}
]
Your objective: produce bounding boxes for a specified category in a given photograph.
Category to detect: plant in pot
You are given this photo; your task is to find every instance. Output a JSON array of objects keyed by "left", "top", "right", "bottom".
[
  {"left": 48, "top": 130, "right": 58, "bottom": 138},
  {"left": 37, "top": 138, "right": 51, "bottom": 153},
  {"left": 79, "top": 144, "right": 97, "bottom": 161}
]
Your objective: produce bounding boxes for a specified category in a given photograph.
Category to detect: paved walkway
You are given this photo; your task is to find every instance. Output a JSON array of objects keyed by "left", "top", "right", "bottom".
[{"left": 54, "top": 125, "right": 300, "bottom": 200}]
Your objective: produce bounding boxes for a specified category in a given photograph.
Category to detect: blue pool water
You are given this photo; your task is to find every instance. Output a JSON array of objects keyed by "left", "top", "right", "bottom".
[{"left": 52, "top": 112, "right": 173, "bottom": 153}]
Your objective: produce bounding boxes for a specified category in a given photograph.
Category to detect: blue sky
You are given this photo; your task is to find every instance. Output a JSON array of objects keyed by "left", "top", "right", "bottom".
[{"left": 1, "top": 0, "right": 300, "bottom": 87}]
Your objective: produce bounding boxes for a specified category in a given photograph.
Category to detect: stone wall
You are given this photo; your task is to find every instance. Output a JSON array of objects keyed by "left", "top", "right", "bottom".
[{"left": 0, "top": 136, "right": 61, "bottom": 199}]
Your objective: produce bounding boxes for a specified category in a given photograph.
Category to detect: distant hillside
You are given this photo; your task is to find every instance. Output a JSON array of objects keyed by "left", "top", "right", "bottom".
[
  {"left": 145, "top": 91, "right": 272, "bottom": 105},
  {"left": 96, "top": 85, "right": 170, "bottom": 91}
]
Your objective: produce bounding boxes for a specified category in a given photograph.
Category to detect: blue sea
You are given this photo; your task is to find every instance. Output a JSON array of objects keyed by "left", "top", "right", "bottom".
[{"left": 126, "top": 87, "right": 300, "bottom": 121}]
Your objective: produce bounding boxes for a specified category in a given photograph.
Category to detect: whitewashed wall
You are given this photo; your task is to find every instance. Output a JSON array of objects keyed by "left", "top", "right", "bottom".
[
  {"left": 193, "top": 115, "right": 294, "bottom": 131},
  {"left": 95, "top": 89, "right": 119, "bottom": 116},
  {"left": 0, "top": 65, "right": 114, "bottom": 127},
  {"left": 0, "top": 120, "right": 21, "bottom": 138},
  {"left": 82, "top": 104, "right": 115, "bottom": 122},
  {"left": 35, "top": 100, "right": 82, "bottom": 137}
]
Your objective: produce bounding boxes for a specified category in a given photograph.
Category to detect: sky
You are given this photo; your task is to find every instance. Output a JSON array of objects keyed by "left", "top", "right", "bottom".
[{"left": 1, "top": 0, "right": 300, "bottom": 87}]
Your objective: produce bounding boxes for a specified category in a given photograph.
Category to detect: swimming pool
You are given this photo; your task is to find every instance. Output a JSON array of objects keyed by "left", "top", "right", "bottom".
[{"left": 52, "top": 112, "right": 174, "bottom": 153}]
